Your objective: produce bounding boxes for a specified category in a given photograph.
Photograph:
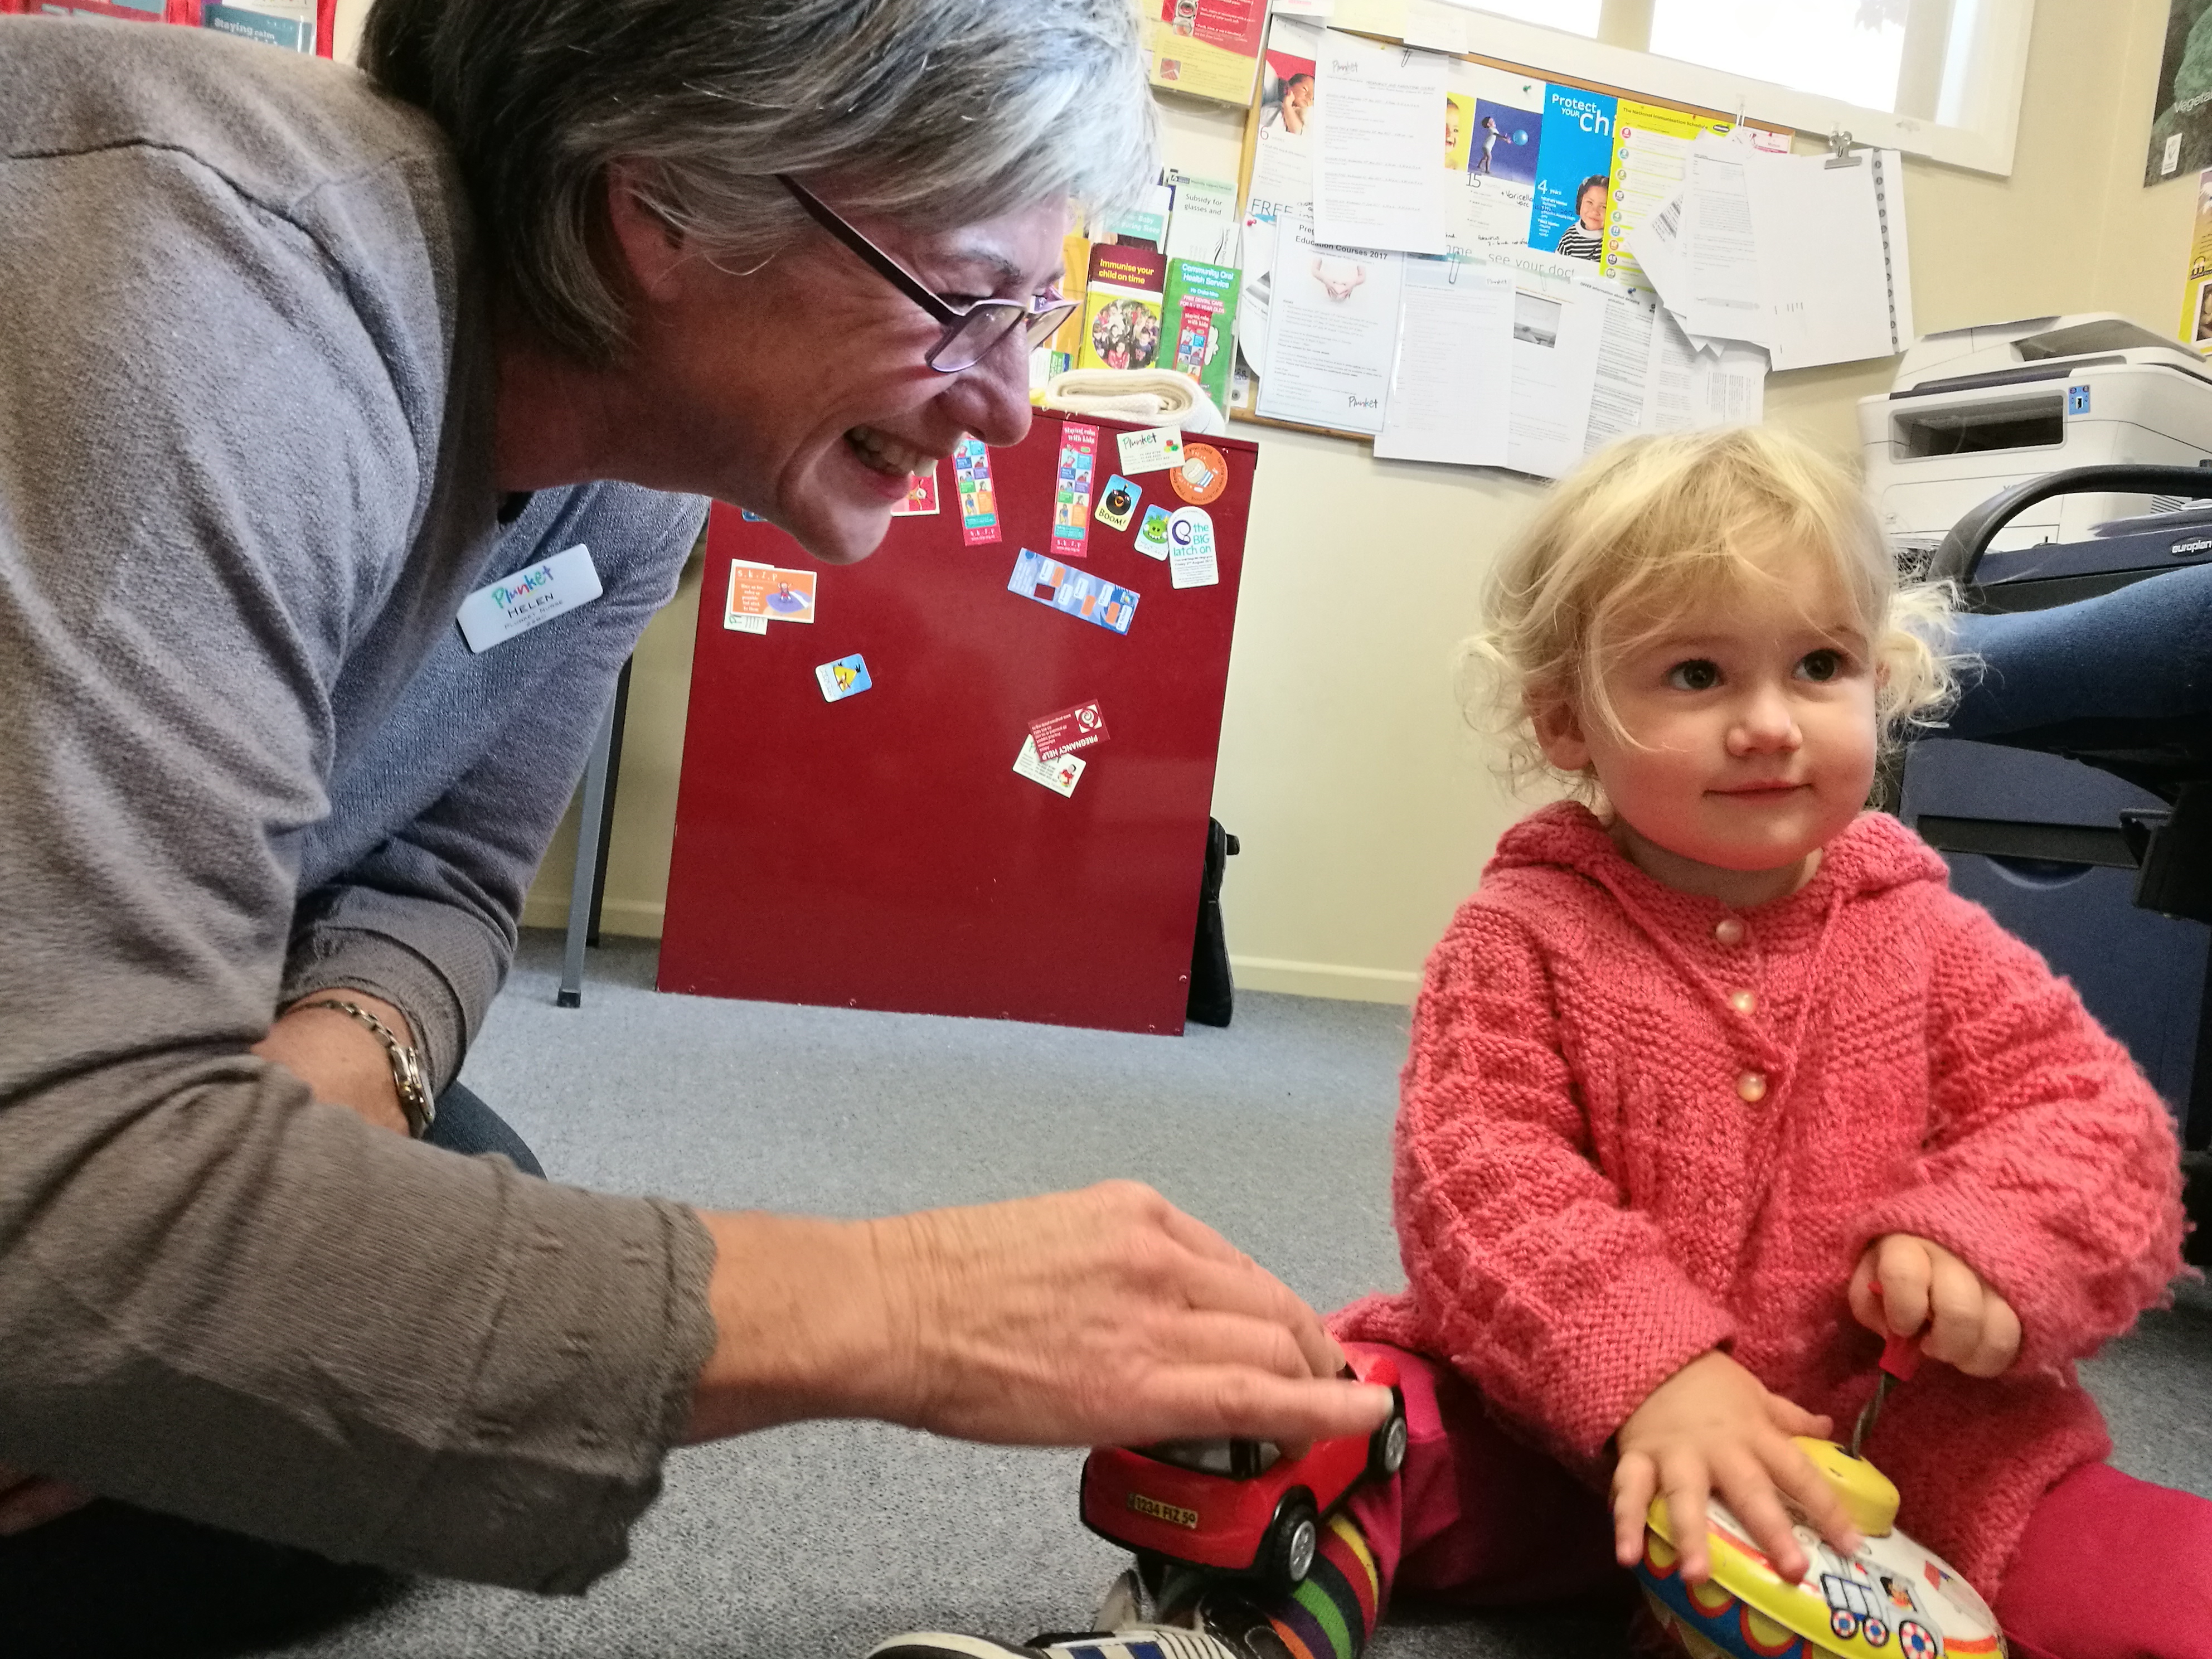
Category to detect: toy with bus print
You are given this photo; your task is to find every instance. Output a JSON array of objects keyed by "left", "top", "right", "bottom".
[{"left": 1633, "top": 1436, "right": 2004, "bottom": 1659}]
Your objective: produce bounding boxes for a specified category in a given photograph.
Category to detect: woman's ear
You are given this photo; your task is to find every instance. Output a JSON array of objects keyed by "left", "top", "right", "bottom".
[
  {"left": 1530, "top": 692, "right": 1593, "bottom": 772},
  {"left": 604, "top": 159, "right": 690, "bottom": 301}
]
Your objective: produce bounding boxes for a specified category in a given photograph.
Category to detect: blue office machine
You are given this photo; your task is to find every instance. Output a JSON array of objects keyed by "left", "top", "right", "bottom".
[{"left": 1900, "top": 465, "right": 2212, "bottom": 1149}]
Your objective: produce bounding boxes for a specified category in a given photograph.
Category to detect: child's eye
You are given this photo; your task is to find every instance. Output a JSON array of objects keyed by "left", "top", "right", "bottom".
[
  {"left": 1797, "top": 649, "right": 1846, "bottom": 682},
  {"left": 1665, "top": 659, "right": 1720, "bottom": 691}
]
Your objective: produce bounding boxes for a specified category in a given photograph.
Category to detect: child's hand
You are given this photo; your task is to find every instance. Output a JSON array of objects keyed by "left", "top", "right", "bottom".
[
  {"left": 1849, "top": 1234, "right": 2021, "bottom": 1377},
  {"left": 1611, "top": 1350, "right": 1861, "bottom": 1585}
]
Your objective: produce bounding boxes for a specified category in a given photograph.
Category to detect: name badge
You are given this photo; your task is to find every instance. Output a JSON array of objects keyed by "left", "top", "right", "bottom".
[{"left": 456, "top": 544, "right": 601, "bottom": 653}]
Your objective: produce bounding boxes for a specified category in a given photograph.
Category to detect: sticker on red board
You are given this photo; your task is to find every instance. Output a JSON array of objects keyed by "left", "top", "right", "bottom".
[
  {"left": 1167, "top": 506, "right": 1220, "bottom": 589},
  {"left": 1116, "top": 425, "right": 1185, "bottom": 476},
  {"left": 1030, "top": 701, "right": 1110, "bottom": 761},
  {"left": 889, "top": 464, "right": 940, "bottom": 516},
  {"left": 1050, "top": 422, "right": 1100, "bottom": 560},
  {"left": 1170, "top": 441, "right": 1229, "bottom": 506},
  {"left": 1007, "top": 549, "right": 1138, "bottom": 635},
  {"left": 1134, "top": 503, "right": 1173, "bottom": 559},
  {"left": 815, "top": 653, "right": 873, "bottom": 701},
  {"left": 727, "top": 562, "right": 816, "bottom": 625},
  {"left": 1013, "top": 735, "right": 1086, "bottom": 797},
  {"left": 952, "top": 437, "right": 1000, "bottom": 544},
  {"left": 1095, "top": 474, "right": 1142, "bottom": 533}
]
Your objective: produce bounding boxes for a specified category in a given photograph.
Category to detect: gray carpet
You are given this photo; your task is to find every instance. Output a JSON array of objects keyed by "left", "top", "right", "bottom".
[{"left": 276, "top": 930, "right": 2212, "bottom": 1658}]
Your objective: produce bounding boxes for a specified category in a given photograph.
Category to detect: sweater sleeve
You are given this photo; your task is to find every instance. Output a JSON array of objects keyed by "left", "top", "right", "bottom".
[
  {"left": 1856, "top": 895, "right": 2184, "bottom": 1375},
  {"left": 1394, "top": 899, "right": 1737, "bottom": 1463},
  {"left": 0, "top": 81, "right": 716, "bottom": 1590}
]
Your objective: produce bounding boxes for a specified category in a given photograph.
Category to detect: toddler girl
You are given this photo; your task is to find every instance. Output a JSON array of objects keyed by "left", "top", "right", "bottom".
[{"left": 877, "top": 428, "right": 2200, "bottom": 1659}]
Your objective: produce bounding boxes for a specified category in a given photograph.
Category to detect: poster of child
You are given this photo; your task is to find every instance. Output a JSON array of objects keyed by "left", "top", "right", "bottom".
[
  {"left": 1089, "top": 298, "right": 1162, "bottom": 370},
  {"left": 1259, "top": 45, "right": 1315, "bottom": 134},
  {"left": 1443, "top": 93, "right": 1474, "bottom": 171},
  {"left": 1472, "top": 98, "right": 1542, "bottom": 181}
]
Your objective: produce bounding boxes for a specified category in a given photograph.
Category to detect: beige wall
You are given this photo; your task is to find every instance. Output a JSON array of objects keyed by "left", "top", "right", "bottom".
[{"left": 459, "top": 1, "right": 2204, "bottom": 997}]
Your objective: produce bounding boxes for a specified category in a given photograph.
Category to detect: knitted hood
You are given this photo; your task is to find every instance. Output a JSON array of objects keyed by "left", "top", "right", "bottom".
[{"left": 1485, "top": 800, "right": 1948, "bottom": 910}]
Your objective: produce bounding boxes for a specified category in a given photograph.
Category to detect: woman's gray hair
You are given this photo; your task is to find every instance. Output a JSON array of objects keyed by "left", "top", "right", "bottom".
[{"left": 361, "top": 0, "right": 1158, "bottom": 362}]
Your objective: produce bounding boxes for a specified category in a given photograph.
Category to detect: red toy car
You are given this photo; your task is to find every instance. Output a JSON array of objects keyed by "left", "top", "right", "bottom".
[{"left": 1078, "top": 1353, "right": 1408, "bottom": 1593}]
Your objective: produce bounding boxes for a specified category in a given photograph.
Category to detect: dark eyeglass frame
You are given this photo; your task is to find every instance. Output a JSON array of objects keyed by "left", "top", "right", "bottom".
[{"left": 776, "top": 174, "right": 1080, "bottom": 374}]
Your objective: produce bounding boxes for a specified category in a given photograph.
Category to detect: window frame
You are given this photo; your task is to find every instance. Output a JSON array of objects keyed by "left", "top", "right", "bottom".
[{"left": 1442, "top": 0, "right": 2036, "bottom": 176}]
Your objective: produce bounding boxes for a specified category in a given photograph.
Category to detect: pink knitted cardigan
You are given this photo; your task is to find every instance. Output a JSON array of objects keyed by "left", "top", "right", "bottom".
[{"left": 1333, "top": 801, "right": 2184, "bottom": 1595}]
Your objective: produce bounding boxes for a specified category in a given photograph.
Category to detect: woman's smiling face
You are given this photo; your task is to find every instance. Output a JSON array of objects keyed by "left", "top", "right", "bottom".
[{"left": 601, "top": 184, "right": 1070, "bottom": 565}]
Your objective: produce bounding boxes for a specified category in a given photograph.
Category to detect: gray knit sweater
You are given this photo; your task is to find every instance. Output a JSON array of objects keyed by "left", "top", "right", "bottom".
[{"left": 0, "top": 20, "right": 716, "bottom": 1590}]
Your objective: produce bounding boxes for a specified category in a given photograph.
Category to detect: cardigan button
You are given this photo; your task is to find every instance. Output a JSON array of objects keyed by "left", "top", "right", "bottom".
[
  {"left": 1729, "top": 989, "right": 1757, "bottom": 1015},
  {"left": 1714, "top": 917, "right": 1746, "bottom": 945},
  {"left": 1736, "top": 1070, "right": 1768, "bottom": 1103}
]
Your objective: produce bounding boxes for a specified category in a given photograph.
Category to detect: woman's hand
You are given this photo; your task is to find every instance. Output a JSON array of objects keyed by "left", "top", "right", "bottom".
[
  {"left": 685, "top": 1181, "right": 1393, "bottom": 1451},
  {"left": 1611, "top": 1350, "right": 1860, "bottom": 1585},
  {"left": 0, "top": 1464, "right": 90, "bottom": 1536},
  {"left": 1849, "top": 1234, "right": 2021, "bottom": 1377}
]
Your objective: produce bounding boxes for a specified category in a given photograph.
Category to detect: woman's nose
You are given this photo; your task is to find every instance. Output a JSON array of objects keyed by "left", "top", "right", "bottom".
[{"left": 942, "top": 326, "right": 1036, "bottom": 450}]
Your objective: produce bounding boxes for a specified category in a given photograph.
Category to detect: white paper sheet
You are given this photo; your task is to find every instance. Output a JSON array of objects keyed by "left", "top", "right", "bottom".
[
  {"left": 1164, "top": 172, "right": 1239, "bottom": 265},
  {"left": 1479, "top": 251, "right": 1605, "bottom": 480},
  {"left": 1643, "top": 308, "right": 1768, "bottom": 430},
  {"left": 1256, "top": 210, "right": 1404, "bottom": 435},
  {"left": 1311, "top": 31, "right": 1448, "bottom": 255},
  {"left": 1374, "top": 256, "right": 1514, "bottom": 466},
  {"left": 1605, "top": 126, "right": 1696, "bottom": 295},
  {"left": 1745, "top": 147, "right": 1914, "bottom": 370},
  {"left": 1583, "top": 280, "right": 1660, "bottom": 453},
  {"left": 1679, "top": 135, "right": 1764, "bottom": 345}
]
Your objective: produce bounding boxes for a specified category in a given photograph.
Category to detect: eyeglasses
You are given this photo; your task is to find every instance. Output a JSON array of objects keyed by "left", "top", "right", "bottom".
[{"left": 777, "top": 174, "right": 1081, "bottom": 374}]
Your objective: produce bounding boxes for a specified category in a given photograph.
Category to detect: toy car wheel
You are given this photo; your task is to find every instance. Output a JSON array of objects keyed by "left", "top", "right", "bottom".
[
  {"left": 1367, "top": 1389, "right": 1409, "bottom": 1482},
  {"left": 1258, "top": 1492, "right": 1320, "bottom": 1594}
]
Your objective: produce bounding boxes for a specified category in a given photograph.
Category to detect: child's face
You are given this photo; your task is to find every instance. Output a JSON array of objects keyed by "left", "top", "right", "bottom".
[{"left": 1536, "top": 542, "right": 1879, "bottom": 897}]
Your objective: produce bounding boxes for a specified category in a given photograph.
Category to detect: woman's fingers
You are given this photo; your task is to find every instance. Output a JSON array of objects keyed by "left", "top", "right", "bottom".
[
  {"left": 1178, "top": 1253, "right": 1348, "bottom": 1381},
  {"left": 802, "top": 1182, "right": 1391, "bottom": 1450},
  {"left": 1611, "top": 1451, "right": 1658, "bottom": 1568}
]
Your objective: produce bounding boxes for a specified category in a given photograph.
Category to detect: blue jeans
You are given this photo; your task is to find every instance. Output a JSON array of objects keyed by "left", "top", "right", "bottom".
[
  {"left": 0, "top": 1084, "right": 541, "bottom": 1656},
  {"left": 426, "top": 1079, "right": 545, "bottom": 1177}
]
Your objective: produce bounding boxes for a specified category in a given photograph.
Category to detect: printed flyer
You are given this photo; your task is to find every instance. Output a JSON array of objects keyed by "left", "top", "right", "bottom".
[{"left": 1529, "top": 85, "right": 1618, "bottom": 262}]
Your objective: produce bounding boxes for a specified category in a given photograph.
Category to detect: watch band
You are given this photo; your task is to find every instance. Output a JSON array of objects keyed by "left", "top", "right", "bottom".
[{"left": 302, "top": 998, "right": 436, "bottom": 1138}]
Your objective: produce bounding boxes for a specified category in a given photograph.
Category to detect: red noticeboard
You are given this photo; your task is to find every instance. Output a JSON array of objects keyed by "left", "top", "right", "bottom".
[{"left": 658, "top": 415, "right": 1257, "bottom": 1036}]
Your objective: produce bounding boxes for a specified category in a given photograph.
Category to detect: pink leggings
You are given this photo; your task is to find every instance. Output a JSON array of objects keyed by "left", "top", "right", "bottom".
[{"left": 1341, "top": 1342, "right": 2212, "bottom": 1659}]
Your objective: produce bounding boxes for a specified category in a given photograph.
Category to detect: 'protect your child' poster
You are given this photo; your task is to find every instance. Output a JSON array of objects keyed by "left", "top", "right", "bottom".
[{"left": 1529, "top": 86, "right": 1617, "bottom": 261}]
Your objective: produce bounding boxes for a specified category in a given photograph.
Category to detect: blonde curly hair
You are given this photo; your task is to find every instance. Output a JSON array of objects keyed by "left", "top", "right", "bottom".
[{"left": 1463, "top": 425, "right": 1960, "bottom": 795}]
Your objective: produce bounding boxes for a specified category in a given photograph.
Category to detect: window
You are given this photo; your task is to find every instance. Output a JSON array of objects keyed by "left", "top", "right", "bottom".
[
  {"left": 1650, "top": 1, "right": 1908, "bottom": 114},
  {"left": 1461, "top": 0, "right": 1601, "bottom": 35},
  {"left": 1432, "top": 0, "right": 2035, "bottom": 176}
]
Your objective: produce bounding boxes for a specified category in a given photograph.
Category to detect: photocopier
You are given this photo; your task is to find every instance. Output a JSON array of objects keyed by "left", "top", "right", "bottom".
[
  {"left": 1880, "top": 315, "right": 2212, "bottom": 1139},
  {"left": 1859, "top": 312, "right": 2212, "bottom": 566}
]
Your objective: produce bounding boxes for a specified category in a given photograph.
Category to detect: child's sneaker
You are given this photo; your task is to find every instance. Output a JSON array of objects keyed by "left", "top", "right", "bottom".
[{"left": 868, "top": 1630, "right": 1239, "bottom": 1659}]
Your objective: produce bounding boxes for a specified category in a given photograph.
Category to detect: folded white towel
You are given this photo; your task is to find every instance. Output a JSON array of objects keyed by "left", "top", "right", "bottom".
[{"left": 1040, "top": 368, "right": 1229, "bottom": 436}]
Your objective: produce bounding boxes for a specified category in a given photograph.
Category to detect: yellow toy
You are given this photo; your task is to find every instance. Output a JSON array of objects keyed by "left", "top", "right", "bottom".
[{"left": 1634, "top": 1340, "right": 2005, "bottom": 1659}]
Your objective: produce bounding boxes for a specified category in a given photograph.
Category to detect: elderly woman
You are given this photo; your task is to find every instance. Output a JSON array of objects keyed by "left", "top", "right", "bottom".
[{"left": 0, "top": 0, "right": 1385, "bottom": 1643}]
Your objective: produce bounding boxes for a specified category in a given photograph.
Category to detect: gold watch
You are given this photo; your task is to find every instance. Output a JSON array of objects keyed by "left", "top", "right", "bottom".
[{"left": 302, "top": 998, "right": 436, "bottom": 1138}]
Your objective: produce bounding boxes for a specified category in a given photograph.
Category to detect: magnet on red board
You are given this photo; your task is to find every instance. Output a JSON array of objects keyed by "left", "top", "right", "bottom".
[
  {"left": 1170, "top": 441, "right": 1229, "bottom": 506},
  {"left": 1095, "top": 475, "right": 1142, "bottom": 532}
]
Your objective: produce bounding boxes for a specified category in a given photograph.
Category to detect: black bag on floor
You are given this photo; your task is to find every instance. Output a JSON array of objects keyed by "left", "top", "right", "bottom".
[{"left": 1187, "top": 818, "right": 1239, "bottom": 1028}]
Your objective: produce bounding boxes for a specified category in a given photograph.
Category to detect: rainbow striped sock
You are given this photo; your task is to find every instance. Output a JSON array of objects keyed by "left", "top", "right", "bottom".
[{"left": 1156, "top": 1515, "right": 1382, "bottom": 1659}]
